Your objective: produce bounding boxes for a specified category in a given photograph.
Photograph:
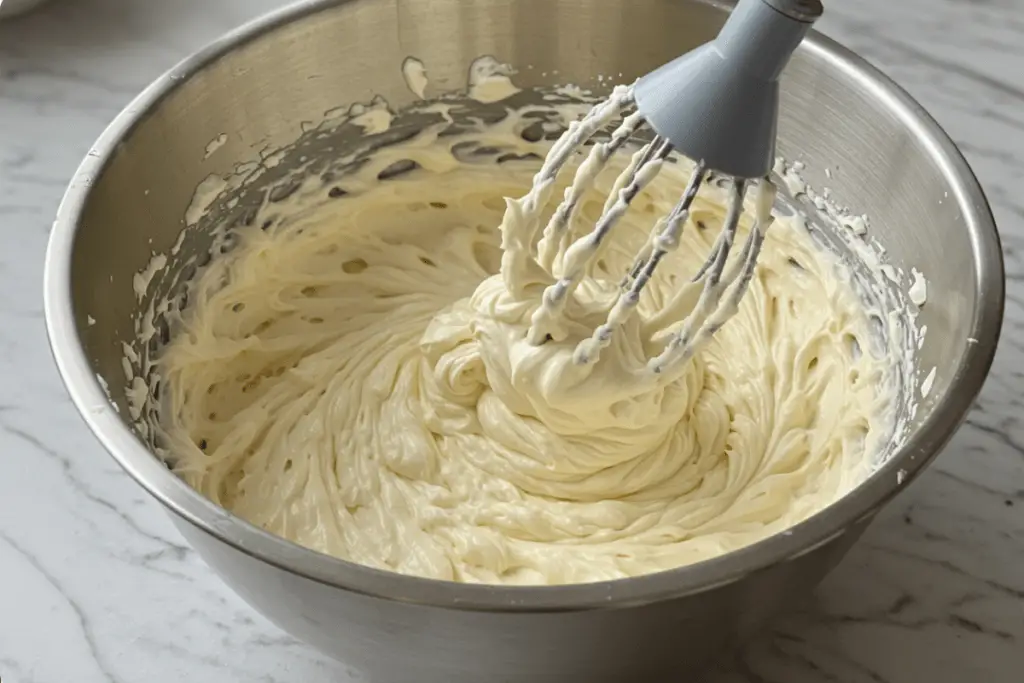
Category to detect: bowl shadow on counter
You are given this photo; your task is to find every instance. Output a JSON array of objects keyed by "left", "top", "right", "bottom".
[{"left": 707, "top": 425, "right": 1024, "bottom": 682}]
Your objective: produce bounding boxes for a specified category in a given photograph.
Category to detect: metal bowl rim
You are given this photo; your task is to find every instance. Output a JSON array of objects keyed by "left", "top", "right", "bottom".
[{"left": 43, "top": 0, "right": 1005, "bottom": 611}]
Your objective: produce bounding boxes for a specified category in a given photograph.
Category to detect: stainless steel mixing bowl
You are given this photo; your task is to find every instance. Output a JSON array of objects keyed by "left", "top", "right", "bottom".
[{"left": 43, "top": 0, "right": 1004, "bottom": 681}]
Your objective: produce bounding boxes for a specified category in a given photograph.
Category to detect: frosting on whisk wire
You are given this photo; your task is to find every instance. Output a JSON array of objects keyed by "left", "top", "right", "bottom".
[{"left": 510, "top": 85, "right": 779, "bottom": 381}]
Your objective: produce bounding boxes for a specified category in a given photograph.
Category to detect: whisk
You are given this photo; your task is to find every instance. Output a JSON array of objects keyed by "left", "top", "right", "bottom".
[{"left": 521, "top": 0, "right": 824, "bottom": 374}]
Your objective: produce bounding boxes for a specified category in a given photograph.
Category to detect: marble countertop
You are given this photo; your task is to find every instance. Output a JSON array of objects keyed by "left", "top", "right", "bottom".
[{"left": 1, "top": 0, "right": 1021, "bottom": 681}]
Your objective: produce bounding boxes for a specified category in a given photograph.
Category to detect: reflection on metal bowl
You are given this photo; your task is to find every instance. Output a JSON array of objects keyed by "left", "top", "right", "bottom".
[{"left": 0, "top": 0, "right": 51, "bottom": 19}]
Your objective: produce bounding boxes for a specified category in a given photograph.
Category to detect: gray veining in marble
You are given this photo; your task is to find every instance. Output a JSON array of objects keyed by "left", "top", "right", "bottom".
[{"left": 0, "top": 0, "right": 1021, "bottom": 681}]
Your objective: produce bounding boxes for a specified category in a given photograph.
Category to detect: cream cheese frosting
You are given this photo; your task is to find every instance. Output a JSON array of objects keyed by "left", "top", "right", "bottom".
[{"left": 153, "top": 95, "right": 893, "bottom": 585}]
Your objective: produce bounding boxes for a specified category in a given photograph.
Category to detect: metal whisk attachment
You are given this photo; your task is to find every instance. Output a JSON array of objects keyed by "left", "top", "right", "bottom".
[{"left": 523, "top": 0, "right": 824, "bottom": 376}]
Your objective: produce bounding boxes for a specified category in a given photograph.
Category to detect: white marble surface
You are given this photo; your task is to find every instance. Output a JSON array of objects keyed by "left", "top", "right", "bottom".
[{"left": 1, "top": 0, "right": 1022, "bottom": 681}]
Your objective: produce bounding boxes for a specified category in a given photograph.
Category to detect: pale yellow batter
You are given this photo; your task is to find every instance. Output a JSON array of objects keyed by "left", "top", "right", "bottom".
[{"left": 154, "top": 98, "right": 892, "bottom": 585}]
